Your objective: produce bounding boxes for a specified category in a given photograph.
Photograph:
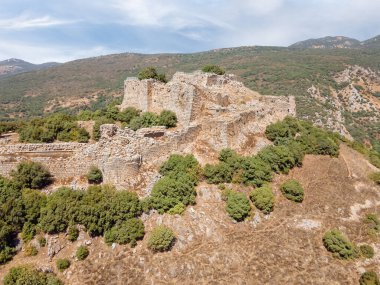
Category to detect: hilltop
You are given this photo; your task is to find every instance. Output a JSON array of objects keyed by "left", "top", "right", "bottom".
[
  {"left": 289, "top": 35, "right": 380, "bottom": 49},
  {"left": 0, "top": 58, "right": 60, "bottom": 79}
]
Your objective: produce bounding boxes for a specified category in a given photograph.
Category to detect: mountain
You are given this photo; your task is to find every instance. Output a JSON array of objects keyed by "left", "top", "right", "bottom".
[
  {"left": 0, "top": 58, "right": 60, "bottom": 78},
  {"left": 289, "top": 36, "right": 361, "bottom": 49},
  {"left": 361, "top": 35, "right": 380, "bottom": 49},
  {"left": 0, "top": 45, "right": 379, "bottom": 149}
]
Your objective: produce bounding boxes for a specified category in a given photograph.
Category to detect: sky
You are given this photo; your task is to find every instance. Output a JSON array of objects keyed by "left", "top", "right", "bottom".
[{"left": 0, "top": 0, "right": 379, "bottom": 63}]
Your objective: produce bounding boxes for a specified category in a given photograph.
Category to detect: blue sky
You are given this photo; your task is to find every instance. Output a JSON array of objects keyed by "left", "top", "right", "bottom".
[{"left": 0, "top": 0, "right": 379, "bottom": 63}]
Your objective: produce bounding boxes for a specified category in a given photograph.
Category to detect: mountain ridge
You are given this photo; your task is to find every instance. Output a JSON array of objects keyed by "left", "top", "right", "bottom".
[
  {"left": 0, "top": 58, "right": 60, "bottom": 79},
  {"left": 289, "top": 35, "right": 380, "bottom": 49}
]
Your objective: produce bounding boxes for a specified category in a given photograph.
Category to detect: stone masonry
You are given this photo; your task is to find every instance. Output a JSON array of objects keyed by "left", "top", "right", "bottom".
[{"left": 0, "top": 71, "right": 295, "bottom": 193}]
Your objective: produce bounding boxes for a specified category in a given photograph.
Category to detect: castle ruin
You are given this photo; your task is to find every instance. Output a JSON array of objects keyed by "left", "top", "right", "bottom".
[{"left": 0, "top": 71, "right": 295, "bottom": 193}]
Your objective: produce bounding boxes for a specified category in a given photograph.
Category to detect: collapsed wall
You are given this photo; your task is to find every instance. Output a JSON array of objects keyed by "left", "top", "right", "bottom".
[{"left": 0, "top": 71, "right": 295, "bottom": 193}]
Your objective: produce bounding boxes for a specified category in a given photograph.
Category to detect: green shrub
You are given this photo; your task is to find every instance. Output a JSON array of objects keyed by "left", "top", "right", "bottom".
[
  {"left": 257, "top": 145, "right": 301, "bottom": 174},
  {"left": 150, "top": 174, "right": 196, "bottom": 214},
  {"left": 225, "top": 191, "right": 251, "bottom": 221},
  {"left": 158, "top": 110, "right": 177, "bottom": 128},
  {"left": 21, "top": 222, "right": 36, "bottom": 242},
  {"left": 250, "top": 185, "right": 275, "bottom": 214},
  {"left": 4, "top": 266, "right": 63, "bottom": 285},
  {"left": 67, "top": 225, "right": 79, "bottom": 242},
  {"left": 241, "top": 157, "right": 273, "bottom": 187},
  {"left": 76, "top": 245, "right": 89, "bottom": 260},
  {"left": 87, "top": 166, "right": 103, "bottom": 184},
  {"left": 56, "top": 258, "right": 71, "bottom": 272},
  {"left": 11, "top": 161, "right": 53, "bottom": 189},
  {"left": 138, "top": 67, "right": 167, "bottom": 82},
  {"left": 322, "top": 229, "right": 358, "bottom": 259},
  {"left": 360, "top": 244, "right": 375, "bottom": 258},
  {"left": 364, "top": 214, "right": 380, "bottom": 236},
  {"left": 369, "top": 172, "right": 380, "bottom": 185},
  {"left": 202, "top": 65, "right": 226, "bottom": 75},
  {"left": 147, "top": 225, "right": 175, "bottom": 252},
  {"left": 280, "top": 179, "right": 304, "bottom": 203},
  {"left": 204, "top": 162, "right": 234, "bottom": 184},
  {"left": 159, "top": 154, "right": 201, "bottom": 181},
  {"left": 117, "top": 107, "right": 140, "bottom": 123},
  {"left": 129, "top": 112, "right": 159, "bottom": 130},
  {"left": 22, "top": 189, "right": 46, "bottom": 224},
  {"left": 37, "top": 236, "right": 46, "bottom": 247},
  {"left": 168, "top": 202, "right": 186, "bottom": 215},
  {"left": 359, "top": 271, "right": 380, "bottom": 285},
  {"left": 104, "top": 218, "right": 145, "bottom": 246},
  {"left": 24, "top": 245, "right": 38, "bottom": 256}
]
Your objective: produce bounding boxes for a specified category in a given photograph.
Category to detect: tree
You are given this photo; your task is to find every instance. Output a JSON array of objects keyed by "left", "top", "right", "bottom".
[
  {"left": 225, "top": 191, "right": 251, "bottom": 221},
  {"left": 147, "top": 225, "right": 175, "bottom": 252},
  {"left": 202, "top": 65, "right": 226, "bottom": 75},
  {"left": 4, "top": 266, "right": 62, "bottom": 285},
  {"left": 87, "top": 166, "right": 103, "bottom": 184},
  {"left": 11, "top": 161, "right": 53, "bottom": 189}
]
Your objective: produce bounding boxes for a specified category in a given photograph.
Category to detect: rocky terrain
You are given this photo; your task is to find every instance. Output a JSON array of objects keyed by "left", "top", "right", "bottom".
[{"left": 0, "top": 144, "right": 378, "bottom": 284}]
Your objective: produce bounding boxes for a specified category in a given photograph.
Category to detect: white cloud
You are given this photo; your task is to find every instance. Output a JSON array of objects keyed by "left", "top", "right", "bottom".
[
  {"left": 0, "top": 14, "right": 76, "bottom": 30},
  {"left": 0, "top": 40, "right": 116, "bottom": 63}
]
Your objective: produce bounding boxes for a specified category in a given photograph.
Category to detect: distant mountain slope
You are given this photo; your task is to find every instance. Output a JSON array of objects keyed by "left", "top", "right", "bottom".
[
  {"left": 0, "top": 45, "right": 379, "bottom": 149},
  {"left": 0, "top": 58, "right": 60, "bottom": 78},
  {"left": 289, "top": 36, "right": 361, "bottom": 49},
  {"left": 289, "top": 35, "right": 380, "bottom": 49}
]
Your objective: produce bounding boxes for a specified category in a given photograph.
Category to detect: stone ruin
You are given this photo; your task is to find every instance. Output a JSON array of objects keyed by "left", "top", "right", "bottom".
[{"left": 0, "top": 71, "right": 295, "bottom": 194}]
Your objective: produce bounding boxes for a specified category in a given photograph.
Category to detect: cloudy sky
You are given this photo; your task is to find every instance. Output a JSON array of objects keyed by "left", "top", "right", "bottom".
[{"left": 0, "top": 0, "right": 379, "bottom": 63}]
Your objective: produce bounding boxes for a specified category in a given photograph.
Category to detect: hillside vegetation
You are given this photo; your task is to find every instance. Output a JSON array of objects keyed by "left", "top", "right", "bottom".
[{"left": 0, "top": 47, "right": 379, "bottom": 148}]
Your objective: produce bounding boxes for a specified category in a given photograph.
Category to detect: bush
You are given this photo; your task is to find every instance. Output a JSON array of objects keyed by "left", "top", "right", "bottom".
[
  {"left": 67, "top": 225, "right": 79, "bottom": 242},
  {"left": 4, "top": 266, "right": 63, "bottom": 285},
  {"left": 87, "top": 166, "right": 103, "bottom": 184},
  {"left": 158, "top": 110, "right": 177, "bottom": 128},
  {"left": 37, "top": 236, "right": 46, "bottom": 247},
  {"left": 150, "top": 174, "right": 196, "bottom": 214},
  {"left": 138, "top": 67, "right": 167, "bottom": 82},
  {"left": 117, "top": 107, "right": 140, "bottom": 123},
  {"left": 202, "top": 65, "right": 225, "bottom": 75},
  {"left": 56, "top": 258, "right": 71, "bottom": 272},
  {"left": 147, "top": 225, "right": 175, "bottom": 252},
  {"left": 322, "top": 229, "right": 358, "bottom": 259},
  {"left": 359, "top": 271, "right": 380, "bottom": 285},
  {"left": 280, "top": 179, "right": 304, "bottom": 203},
  {"left": 76, "top": 245, "right": 89, "bottom": 260},
  {"left": 369, "top": 172, "right": 380, "bottom": 185},
  {"left": 257, "top": 145, "right": 301, "bottom": 174},
  {"left": 21, "top": 222, "right": 36, "bottom": 242},
  {"left": 168, "top": 202, "right": 186, "bottom": 215},
  {"left": 159, "top": 154, "right": 201, "bottom": 181},
  {"left": 241, "top": 157, "right": 273, "bottom": 187},
  {"left": 104, "top": 218, "right": 145, "bottom": 246},
  {"left": 225, "top": 191, "right": 251, "bottom": 221},
  {"left": 360, "top": 244, "right": 375, "bottom": 258},
  {"left": 250, "top": 185, "right": 275, "bottom": 214},
  {"left": 24, "top": 245, "right": 38, "bottom": 256},
  {"left": 10, "top": 161, "right": 53, "bottom": 189},
  {"left": 129, "top": 112, "right": 159, "bottom": 131},
  {"left": 364, "top": 214, "right": 380, "bottom": 236}
]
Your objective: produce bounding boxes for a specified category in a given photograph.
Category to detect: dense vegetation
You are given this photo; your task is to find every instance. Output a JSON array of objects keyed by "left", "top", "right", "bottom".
[
  {"left": 205, "top": 117, "right": 340, "bottom": 188},
  {"left": 18, "top": 113, "right": 90, "bottom": 143},
  {"left": 322, "top": 229, "right": 358, "bottom": 259},
  {"left": 145, "top": 154, "right": 201, "bottom": 214},
  {"left": 147, "top": 225, "right": 175, "bottom": 252},
  {"left": 4, "top": 266, "right": 62, "bottom": 285},
  {"left": 280, "top": 179, "right": 304, "bottom": 203},
  {"left": 10, "top": 161, "right": 53, "bottom": 189},
  {"left": 56, "top": 258, "right": 71, "bottom": 272},
  {"left": 76, "top": 245, "right": 89, "bottom": 260}
]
